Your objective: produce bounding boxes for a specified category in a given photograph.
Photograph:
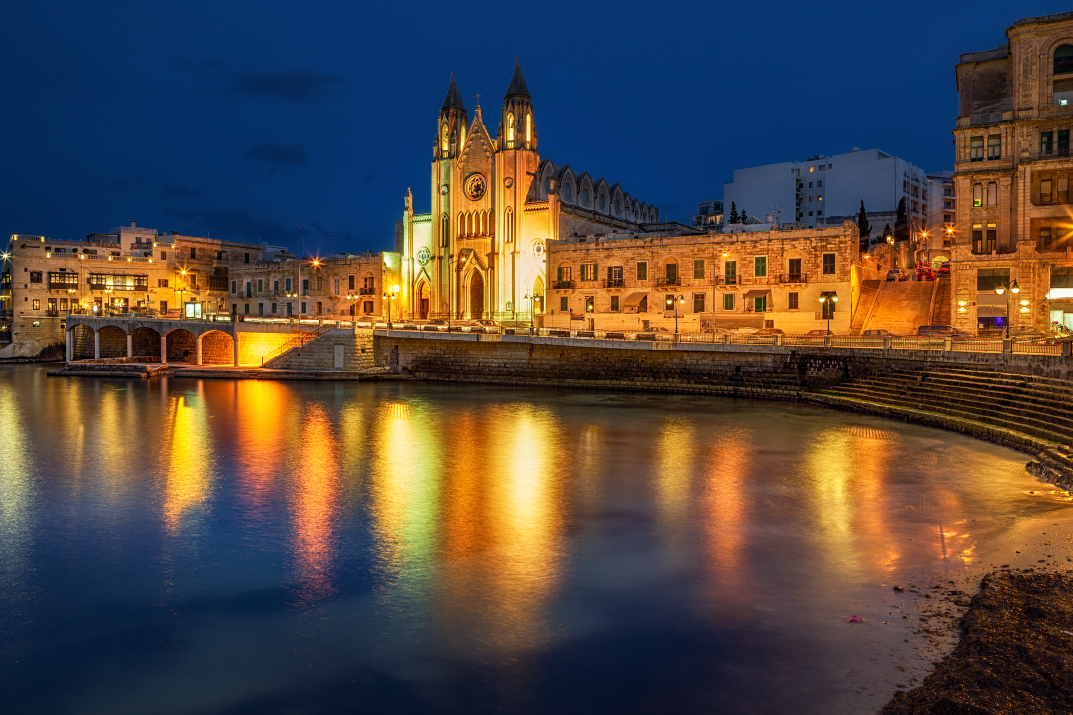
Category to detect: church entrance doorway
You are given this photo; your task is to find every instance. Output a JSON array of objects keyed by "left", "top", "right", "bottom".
[
  {"left": 469, "top": 272, "right": 484, "bottom": 318},
  {"left": 531, "top": 276, "right": 544, "bottom": 315},
  {"left": 418, "top": 282, "right": 430, "bottom": 319}
]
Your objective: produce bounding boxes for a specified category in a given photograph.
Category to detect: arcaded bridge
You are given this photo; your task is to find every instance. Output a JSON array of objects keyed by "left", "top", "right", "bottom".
[{"left": 63, "top": 315, "right": 345, "bottom": 366}]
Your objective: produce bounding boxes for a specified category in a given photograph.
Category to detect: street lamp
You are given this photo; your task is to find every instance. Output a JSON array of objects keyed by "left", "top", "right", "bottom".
[
  {"left": 382, "top": 284, "right": 399, "bottom": 327},
  {"left": 665, "top": 293, "right": 685, "bottom": 334},
  {"left": 818, "top": 293, "right": 839, "bottom": 335},
  {"left": 995, "top": 279, "right": 1020, "bottom": 338},
  {"left": 523, "top": 292, "right": 534, "bottom": 335}
]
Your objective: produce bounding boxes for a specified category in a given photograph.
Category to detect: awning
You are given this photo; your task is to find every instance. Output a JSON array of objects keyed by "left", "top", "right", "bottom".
[
  {"left": 623, "top": 292, "right": 648, "bottom": 307},
  {"left": 743, "top": 289, "right": 770, "bottom": 298}
]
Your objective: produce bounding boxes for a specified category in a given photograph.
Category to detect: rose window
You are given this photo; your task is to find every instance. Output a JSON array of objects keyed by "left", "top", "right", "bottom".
[{"left": 465, "top": 174, "right": 486, "bottom": 201}]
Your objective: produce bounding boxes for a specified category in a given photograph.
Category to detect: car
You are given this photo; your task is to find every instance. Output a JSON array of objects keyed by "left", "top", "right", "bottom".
[
  {"left": 805, "top": 329, "right": 832, "bottom": 336},
  {"left": 915, "top": 266, "right": 935, "bottom": 281},
  {"left": 885, "top": 269, "right": 902, "bottom": 282},
  {"left": 425, "top": 318, "right": 447, "bottom": 325},
  {"left": 862, "top": 329, "right": 898, "bottom": 338},
  {"left": 938, "top": 261, "right": 951, "bottom": 275},
  {"left": 916, "top": 325, "right": 971, "bottom": 339},
  {"left": 754, "top": 328, "right": 785, "bottom": 336}
]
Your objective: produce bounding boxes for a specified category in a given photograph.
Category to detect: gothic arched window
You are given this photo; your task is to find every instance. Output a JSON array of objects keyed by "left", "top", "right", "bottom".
[
  {"left": 526, "top": 111, "right": 532, "bottom": 144},
  {"left": 581, "top": 188, "right": 590, "bottom": 207},
  {"left": 507, "top": 113, "right": 515, "bottom": 145},
  {"left": 562, "top": 183, "right": 572, "bottom": 201},
  {"left": 442, "top": 213, "right": 449, "bottom": 247},
  {"left": 458, "top": 212, "right": 465, "bottom": 236},
  {"left": 459, "top": 124, "right": 466, "bottom": 150},
  {"left": 441, "top": 124, "right": 449, "bottom": 154},
  {"left": 505, "top": 207, "right": 514, "bottom": 243},
  {"left": 1056, "top": 45, "right": 1073, "bottom": 75},
  {"left": 614, "top": 199, "right": 622, "bottom": 215}
]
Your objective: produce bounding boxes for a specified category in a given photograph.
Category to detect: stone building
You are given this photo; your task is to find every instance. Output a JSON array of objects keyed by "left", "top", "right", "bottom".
[
  {"left": 397, "top": 62, "right": 672, "bottom": 323},
  {"left": 224, "top": 252, "right": 402, "bottom": 320},
  {"left": 543, "top": 221, "right": 860, "bottom": 333},
  {"left": 0, "top": 222, "right": 287, "bottom": 359},
  {"left": 949, "top": 11, "right": 1073, "bottom": 333}
]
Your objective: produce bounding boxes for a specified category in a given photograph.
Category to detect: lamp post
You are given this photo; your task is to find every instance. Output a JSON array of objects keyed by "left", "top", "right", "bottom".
[
  {"left": 818, "top": 293, "right": 839, "bottom": 335},
  {"left": 994, "top": 279, "right": 1020, "bottom": 338},
  {"left": 382, "top": 284, "right": 399, "bottom": 328},
  {"left": 523, "top": 292, "right": 534, "bottom": 335},
  {"left": 666, "top": 293, "right": 685, "bottom": 334}
]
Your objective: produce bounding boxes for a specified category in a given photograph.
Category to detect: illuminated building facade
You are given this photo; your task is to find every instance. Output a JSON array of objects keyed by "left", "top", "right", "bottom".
[
  {"left": 397, "top": 61, "right": 668, "bottom": 323},
  {"left": 949, "top": 11, "right": 1073, "bottom": 332}
]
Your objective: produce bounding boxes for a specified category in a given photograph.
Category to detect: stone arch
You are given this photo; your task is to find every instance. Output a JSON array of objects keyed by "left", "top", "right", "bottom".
[
  {"left": 97, "top": 325, "right": 127, "bottom": 358},
  {"left": 69, "top": 323, "right": 95, "bottom": 359},
  {"left": 130, "top": 326, "right": 161, "bottom": 360},
  {"left": 163, "top": 328, "right": 196, "bottom": 363},
  {"left": 200, "top": 330, "right": 234, "bottom": 366},
  {"left": 531, "top": 274, "right": 545, "bottom": 314},
  {"left": 504, "top": 206, "right": 515, "bottom": 243},
  {"left": 610, "top": 184, "right": 624, "bottom": 218},
  {"left": 662, "top": 256, "right": 680, "bottom": 284},
  {"left": 457, "top": 212, "right": 465, "bottom": 237},
  {"left": 417, "top": 280, "right": 431, "bottom": 319},
  {"left": 594, "top": 179, "right": 610, "bottom": 213},
  {"left": 467, "top": 269, "right": 485, "bottom": 319},
  {"left": 558, "top": 165, "right": 576, "bottom": 204},
  {"left": 536, "top": 159, "right": 558, "bottom": 199},
  {"left": 631, "top": 199, "right": 641, "bottom": 220}
]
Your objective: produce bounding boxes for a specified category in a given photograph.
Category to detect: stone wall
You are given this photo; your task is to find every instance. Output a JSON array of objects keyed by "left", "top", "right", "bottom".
[
  {"left": 372, "top": 331, "right": 1073, "bottom": 393},
  {"left": 265, "top": 329, "right": 376, "bottom": 371},
  {"left": 201, "top": 331, "right": 233, "bottom": 365}
]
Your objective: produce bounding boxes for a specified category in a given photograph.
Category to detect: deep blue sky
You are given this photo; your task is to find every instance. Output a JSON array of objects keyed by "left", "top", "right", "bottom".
[{"left": 0, "top": 1, "right": 1064, "bottom": 255}]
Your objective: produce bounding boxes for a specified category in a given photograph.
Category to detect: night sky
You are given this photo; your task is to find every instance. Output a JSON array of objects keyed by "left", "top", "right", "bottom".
[{"left": 1, "top": 1, "right": 1063, "bottom": 255}]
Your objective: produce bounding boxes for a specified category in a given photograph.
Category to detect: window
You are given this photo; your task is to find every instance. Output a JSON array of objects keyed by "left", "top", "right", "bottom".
[
  {"left": 1042, "top": 179, "right": 1053, "bottom": 203},
  {"left": 232, "top": 303, "right": 237, "bottom": 314},
  {"left": 363, "top": 301, "right": 374, "bottom": 314},
  {"left": 230, "top": 280, "right": 236, "bottom": 294},
  {"left": 817, "top": 181, "right": 822, "bottom": 188},
  {"left": 257, "top": 279, "right": 263, "bottom": 293},
  {"left": 788, "top": 257, "right": 802, "bottom": 280},
  {"left": 723, "top": 293, "right": 735, "bottom": 310},
  {"left": 693, "top": 293, "right": 705, "bottom": 313},
  {"left": 664, "top": 262, "right": 677, "bottom": 284},
  {"left": 158, "top": 279, "right": 169, "bottom": 288},
  {"left": 563, "top": 183, "right": 572, "bottom": 201},
  {"left": 986, "top": 222, "right": 997, "bottom": 252},
  {"left": 821, "top": 253, "right": 835, "bottom": 275},
  {"left": 273, "top": 279, "right": 279, "bottom": 294},
  {"left": 580, "top": 263, "right": 597, "bottom": 281},
  {"left": 809, "top": 181, "right": 813, "bottom": 188},
  {"left": 160, "top": 251, "right": 167, "bottom": 261},
  {"left": 987, "top": 135, "right": 1001, "bottom": 160},
  {"left": 693, "top": 259, "right": 705, "bottom": 280},
  {"left": 270, "top": 302, "right": 277, "bottom": 314},
  {"left": 944, "top": 214, "right": 953, "bottom": 224},
  {"left": 59, "top": 298, "right": 67, "bottom": 310},
  {"left": 585, "top": 296, "right": 595, "bottom": 312},
  {"left": 316, "top": 276, "right": 322, "bottom": 291},
  {"left": 245, "top": 281, "right": 252, "bottom": 298},
  {"left": 610, "top": 295, "right": 620, "bottom": 311},
  {"left": 788, "top": 292, "right": 799, "bottom": 310},
  {"left": 809, "top": 166, "right": 815, "bottom": 173},
  {"left": 300, "top": 301, "right": 306, "bottom": 314},
  {"left": 581, "top": 188, "right": 590, "bottom": 206},
  {"left": 754, "top": 256, "right": 767, "bottom": 277},
  {"left": 972, "top": 222, "right": 983, "bottom": 252},
  {"left": 1062, "top": 176, "right": 1070, "bottom": 203},
  {"left": 753, "top": 296, "right": 766, "bottom": 312},
  {"left": 1043, "top": 131, "right": 1054, "bottom": 155},
  {"left": 1040, "top": 226, "right": 1054, "bottom": 250},
  {"left": 560, "top": 296, "right": 568, "bottom": 312},
  {"left": 285, "top": 277, "right": 292, "bottom": 293},
  {"left": 507, "top": 113, "right": 515, "bottom": 144},
  {"left": 973, "top": 183, "right": 983, "bottom": 207},
  {"left": 190, "top": 247, "right": 196, "bottom": 259},
  {"left": 557, "top": 266, "right": 573, "bottom": 282},
  {"left": 821, "top": 297, "right": 836, "bottom": 320},
  {"left": 32, "top": 299, "right": 40, "bottom": 310},
  {"left": 1061, "top": 130, "right": 1070, "bottom": 157},
  {"left": 302, "top": 278, "right": 308, "bottom": 295},
  {"left": 258, "top": 303, "right": 264, "bottom": 316},
  {"left": 636, "top": 261, "right": 647, "bottom": 281},
  {"left": 29, "top": 271, "right": 42, "bottom": 283},
  {"left": 977, "top": 268, "right": 1010, "bottom": 292},
  {"left": 724, "top": 260, "right": 737, "bottom": 284},
  {"left": 969, "top": 136, "right": 984, "bottom": 162},
  {"left": 1056, "top": 45, "right": 1073, "bottom": 75}
]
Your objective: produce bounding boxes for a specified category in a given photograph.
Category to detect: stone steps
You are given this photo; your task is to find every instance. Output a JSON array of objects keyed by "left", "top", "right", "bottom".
[{"left": 856, "top": 374, "right": 1073, "bottom": 418}]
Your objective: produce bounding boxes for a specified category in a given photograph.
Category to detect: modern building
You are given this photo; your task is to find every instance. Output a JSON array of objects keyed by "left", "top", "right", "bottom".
[
  {"left": 0, "top": 222, "right": 288, "bottom": 359},
  {"left": 543, "top": 221, "right": 861, "bottom": 334},
  {"left": 397, "top": 62, "right": 668, "bottom": 323},
  {"left": 693, "top": 200, "right": 723, "bottom": 230},
  {"left": 948, "top": 11, "right": 1073, "bottom": 333},
  {"left": 925, "top": 170, "right": 956, "bottom": 265},
  {"left": 721, "top": 149, "right": 931, "bottom": 234},
  {"left": 224, "top": 252, "right": 402, "bottom": 320}
]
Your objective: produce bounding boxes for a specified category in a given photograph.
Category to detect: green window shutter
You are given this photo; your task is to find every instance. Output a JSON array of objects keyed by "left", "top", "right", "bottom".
[{"left": 557, "top": 266, "right": 564, "bottom": 281}]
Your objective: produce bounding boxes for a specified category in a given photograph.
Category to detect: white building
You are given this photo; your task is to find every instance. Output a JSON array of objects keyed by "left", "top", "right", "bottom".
[
  {"left": 721, "top": 148, "right": 931, "bottom": 232},
  {"left": 925, "top": 170, "right": 955, "bottom": 263}
]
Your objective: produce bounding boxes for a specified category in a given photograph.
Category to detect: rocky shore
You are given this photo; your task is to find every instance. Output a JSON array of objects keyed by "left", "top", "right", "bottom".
[{"left": 880, "top": 570, "right": 1073, "bottom": 714}]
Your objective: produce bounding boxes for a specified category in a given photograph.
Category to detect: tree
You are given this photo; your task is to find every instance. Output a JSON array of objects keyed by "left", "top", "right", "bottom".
[
  {"left": 856, "top": 200, "right": 871, "bottom": 253},
  {"left": 894, "top": 197, "right": 909, "bottom": 242},
  {"left": 740, "top": 208, "right": 748, "bottom": 224},
  {"left": 728, "top": 202, "right": 739, "bottom": 224}
]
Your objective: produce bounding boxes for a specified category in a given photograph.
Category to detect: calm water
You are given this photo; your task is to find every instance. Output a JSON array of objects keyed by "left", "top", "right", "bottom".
[{"left": 2, "top": 364, "right": 1071, "bottom": 714}]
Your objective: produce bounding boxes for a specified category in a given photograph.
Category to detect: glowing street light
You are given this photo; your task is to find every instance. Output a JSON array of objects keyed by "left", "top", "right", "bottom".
[
  {"left": 995, "top": 279, "right": 1020, "bottom": 338},
  {"left": 382, "top": 284, "right": 400, "bottom": 327},
  {"left": 665, "top": 293, "right": 686, "bottom": 334},
  {"left": 818, "top": 293, "right": 839, "bottom": 335}
]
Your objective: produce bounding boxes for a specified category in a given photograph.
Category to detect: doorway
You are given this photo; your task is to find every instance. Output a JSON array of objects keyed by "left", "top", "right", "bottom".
[
  {"left": 419, "top": 282, "right": 430, "bottom": 319},
  {"left": 469, "top": 272, "right": 484, "bottom": 318}
]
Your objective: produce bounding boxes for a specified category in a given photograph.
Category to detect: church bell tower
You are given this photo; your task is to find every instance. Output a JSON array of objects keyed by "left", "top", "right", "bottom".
[{"left": 431, "top": 74, "right": 468, "bottom": 317}]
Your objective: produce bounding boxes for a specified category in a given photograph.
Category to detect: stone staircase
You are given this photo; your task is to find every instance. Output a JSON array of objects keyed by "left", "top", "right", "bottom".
[
  {"left": 930, "top": 274, "right": 951, "bottom": 325},
  {"left": 816, "top": 366, "right": 1073, "bottom": 485},
  {"left": 860, "top": 279, "right": 936, "bottom": 336}
]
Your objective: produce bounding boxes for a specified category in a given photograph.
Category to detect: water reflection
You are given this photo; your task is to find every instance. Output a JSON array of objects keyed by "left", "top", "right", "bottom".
[
  {"left": 289, "top": 403, "right": 341, "bottom": 603},
  {"left": 161, "top": 392, "right": 213, "bottom": 534}
]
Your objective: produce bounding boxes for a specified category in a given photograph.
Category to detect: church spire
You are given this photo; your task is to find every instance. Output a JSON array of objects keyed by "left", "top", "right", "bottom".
[
  {"left": 504, "top": 58, "right": 530, "bottom": 99},
  {"left": 442, "top": 72, "right": 464, "bottom": 110}
]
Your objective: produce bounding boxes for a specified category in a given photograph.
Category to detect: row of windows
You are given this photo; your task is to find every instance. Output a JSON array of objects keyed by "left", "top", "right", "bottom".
[
  {"left": 555, "top": 256, "right": 835, "bottom": 284},
  {"left": 969, "top": 135, "right": 1002, "bottom": 162},
  {"left": 229, "top": 301, "right": 378, "bottom": 316},
  {"left": 971, "top": 182, "right": 999, "bottom": 207},
  {"left": 229, "top": 275, "right": 374, "bottom": 295},
  {"left": 558, "top": 291, "right": 818, "bottom": 314}
]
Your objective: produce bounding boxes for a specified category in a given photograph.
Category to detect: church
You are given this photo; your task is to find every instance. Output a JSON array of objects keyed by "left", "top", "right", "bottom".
[{"left": 398, "top": 61, "right": 663, "bottom": 322}]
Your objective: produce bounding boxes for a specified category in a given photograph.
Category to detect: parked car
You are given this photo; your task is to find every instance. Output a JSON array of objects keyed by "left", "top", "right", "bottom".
[
  {"left": 915, "top": 266, "right": 935, "bottom": 281},
  {"left": 862, "top": 329, "right": 898, "bottom": 338},
  {"left": 754, "top": 328, "right": 785, "bottom": 336},
  {"left": 938, "top": 261, "right": 951, "bottom": 275},
  {"left": 805, "top": 329, "right": 833, "bottom": 336},
  {"left": 885, "top": 269, "right": 902, "bottom": 281},
  {"left": 916, "top": 325, "right": 971, "bottom": 339}
]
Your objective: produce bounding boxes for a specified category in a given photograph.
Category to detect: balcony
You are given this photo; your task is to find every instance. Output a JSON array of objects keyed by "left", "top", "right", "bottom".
[
  {"left": 359, "top": 287, "right": 376, "bottom": 295},
  {"left": 715, "top": 277, "right": 738, "bottom": 287},
  {"left": 656, "top": 277, "right": 681, "bottom": 287},
  {"left": 603, "top": 278, "right": 625, "bottom": 288},
  {"left": 777, "top": 273, "right": 809, "bottom": 284},
  {"left": 553, "top": 280, "right": 575, "bottom": 290}
]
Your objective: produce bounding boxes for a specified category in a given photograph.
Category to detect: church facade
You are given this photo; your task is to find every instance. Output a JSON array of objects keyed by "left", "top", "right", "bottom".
[{"left": 398, "top": 61, "right": 663, "bottom": 322}]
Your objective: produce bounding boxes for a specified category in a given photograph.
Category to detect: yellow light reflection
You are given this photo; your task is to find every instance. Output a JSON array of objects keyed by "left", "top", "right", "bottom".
[
  {"left": 656, "top": 417, "right": 696, "bottom": 544},
  {"left": 162, "top": 394, "right": 213, "bottom": 533},
  {"left": 701, "top": 432, "right": 750, "bottom": 602}
]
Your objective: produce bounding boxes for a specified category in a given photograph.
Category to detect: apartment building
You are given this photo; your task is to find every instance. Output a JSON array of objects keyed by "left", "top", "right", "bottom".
[
  {"left": 925, "top": 170, "right": 956, "bottom": 264},
  {"left": 949, "top": 11, "right": 1073, "bottom": 333},
  {"left": 543, "top": 221, "right": 860, "bottom": 334},
  {"left": 0, "top": 222, "right": 288, "bottom": 359},
  {"left": 224, "top": 252, "right": 403, "bottom": 320}
]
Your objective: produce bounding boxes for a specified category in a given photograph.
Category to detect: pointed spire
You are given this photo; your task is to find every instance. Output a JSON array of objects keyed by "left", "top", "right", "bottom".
[
  {"left": 442, "top": 72, "right": 464, "bottom": 110},
  {"left": 504, "top": 58, "right": 530, "bottom": 99}
]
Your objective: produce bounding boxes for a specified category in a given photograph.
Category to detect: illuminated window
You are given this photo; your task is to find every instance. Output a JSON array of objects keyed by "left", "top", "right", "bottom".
[
  {"left": 507, "top": 113, "right": 515, "bottom": 144},
  {"left": 1042, "top": 179, "right": 1053, "bottom": 203},
  {"left": 969, "top": 136, "right": 984, "bottom": 162},
  {"left": 526, "top": 112, "right": 531, "bottom": 144},
  {"left": 972, "top": 183, "right": 983, "bottom": 207},
  {"left": 459, "top": 123, "right": 465, "bottom": 148},
  {"left": 580, "top": 263, "right": 597, "bottom": 281},
  {"left": 441, "top": 124, "right": 448, "bottom": 154},
  {"left": 32, "top": 299, "right": 40, "bottom": 310}
]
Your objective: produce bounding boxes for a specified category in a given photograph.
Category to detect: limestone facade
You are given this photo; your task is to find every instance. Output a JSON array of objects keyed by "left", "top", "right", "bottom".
[
  {"left": 542, "top": 221, "right": 859, "bottom": 333},
  {"left": 224, "top": 253, "right": 402, "bottom": 320},
  {"left": 951, "top": 11, "right": 1073, "bottom": 332},
  {"left": 1, "top": 223, "right": 287, "bottom": 359}
]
